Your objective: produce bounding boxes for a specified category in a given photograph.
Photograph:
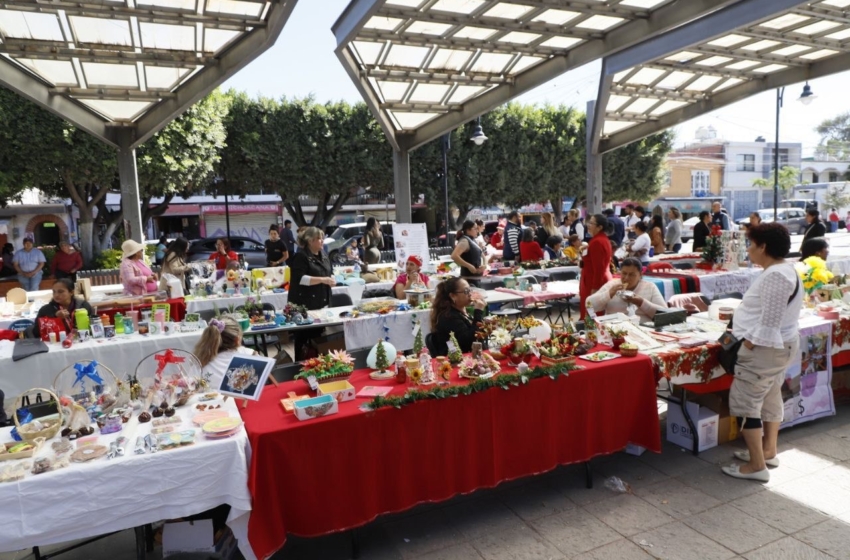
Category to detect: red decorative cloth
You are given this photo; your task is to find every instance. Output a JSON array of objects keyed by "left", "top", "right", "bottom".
[
  {"left": 96, "top": 298, "right": 186, "bottom": 323},
  {"left": 239, "top": 353, "right": 661, "bottom": 559}
]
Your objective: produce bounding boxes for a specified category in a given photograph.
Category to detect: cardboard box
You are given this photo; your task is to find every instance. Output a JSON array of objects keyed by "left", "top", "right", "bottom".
[
  {"left": 690, "top": 392, "right": 739, "bottom": 444},
  {"left": 162, "top": 520, "right": 214, "bottom": 557},
  {"left": 666, "top": 401, "right": 719, "bottom": 452}
]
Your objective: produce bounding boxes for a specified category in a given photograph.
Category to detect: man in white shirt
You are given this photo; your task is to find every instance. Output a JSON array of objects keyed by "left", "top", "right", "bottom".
[{"left": 624, "top": 204, "right": 642, "bottom": 239}]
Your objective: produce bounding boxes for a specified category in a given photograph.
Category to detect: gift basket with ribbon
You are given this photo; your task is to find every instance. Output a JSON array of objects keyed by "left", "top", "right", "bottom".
[
  {"left": 52, "top": 360, "right": 122, "bottom": 423},
  {"left": 133, "top": 349, "right": 205, "bottom": 410}
]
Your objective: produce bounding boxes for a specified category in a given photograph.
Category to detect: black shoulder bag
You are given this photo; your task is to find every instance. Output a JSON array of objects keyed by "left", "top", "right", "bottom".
[{"left": 717, "top": 277, "right": 799, "bottom": 375}]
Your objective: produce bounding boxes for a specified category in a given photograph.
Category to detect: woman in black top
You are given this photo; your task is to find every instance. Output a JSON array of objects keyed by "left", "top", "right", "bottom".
[
  {"left": 264, "top": 224, "right": 289, "bottom": 267},
  {"left": 289, "top": 227, "right": 336, "bottom": 360},
  {"left": 429, "top": 277, "right": 486, "bottom": 356},
  {"left": 0, "top": 243, "right": 15, "bottom": 278},
  {"left": 451, "top": 220, "right": 484, "bottom": 285},
  {"left": 33, "top": 278, "right": 94, "bottom": 338}
]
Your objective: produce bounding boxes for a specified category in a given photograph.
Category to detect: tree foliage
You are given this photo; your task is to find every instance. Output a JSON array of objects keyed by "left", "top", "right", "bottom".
[
  {"left": 824, "top": 183, "right": 850, "bottom": 210},
  {"left": 752, "top": 166, "right": 801, "bottom": 200}
]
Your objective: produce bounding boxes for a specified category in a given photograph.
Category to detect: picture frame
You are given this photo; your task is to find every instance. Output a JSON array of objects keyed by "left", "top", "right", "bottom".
[
  {"left": 184, "top": 313, "right": 200, "bottom": 324},
  {"left": 151, "top": 303, "right": 171, "bottom": 322},
  {"left": 218, "top": 354, "right": 275, "bottom": 401}
]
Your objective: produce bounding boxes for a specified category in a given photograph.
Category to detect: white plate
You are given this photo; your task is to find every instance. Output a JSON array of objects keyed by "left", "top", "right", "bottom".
[{"left": 578, "top": 351, "right": 620, "bottom": 362}]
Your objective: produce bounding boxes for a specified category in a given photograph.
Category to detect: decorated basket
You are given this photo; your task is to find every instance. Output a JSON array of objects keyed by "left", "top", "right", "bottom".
[
  {"left": 619, "top": 346, "right": 639, "bottom": 357},
  {"left": 53, "top": 361, "right": 122, "bottom": 419},
  {"left": 134, "top": 349, "right": 204, "bottom": 408},
  {"left": 540, "top": 355, "right": 576, "bottom": 367},
  {"left": 14, "top": 388, "right": 63, "bottom": 442}
]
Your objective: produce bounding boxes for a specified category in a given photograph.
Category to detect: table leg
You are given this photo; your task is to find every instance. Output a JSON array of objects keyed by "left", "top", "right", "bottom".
[
  {"left": 679, "top": 389, "right": 700, "bottom": 456},
  {"left": 135, "top": 526, "right": 146, "bottom": 560},
  {"left": 584, "top": 462, "right": 593, "bottom": 489},
  {"left": 351, "top": 528, "right": 361, "bottom": 559}
]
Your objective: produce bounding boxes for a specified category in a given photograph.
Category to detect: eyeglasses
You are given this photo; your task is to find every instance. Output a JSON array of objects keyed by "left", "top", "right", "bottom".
[{"left": 454, "top": 288, "right": 472, "bottom": 295}]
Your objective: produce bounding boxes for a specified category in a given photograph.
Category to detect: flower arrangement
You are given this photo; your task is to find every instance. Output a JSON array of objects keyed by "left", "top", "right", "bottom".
[
  {"left": 797, "top": 256, "right": 834, "bottom": 295},
  {"left": 295, "top": 350, "right": 355, "bottom": 381},
  {"left": 606, "top": 325, "right": 628, "bottom": 339},
  {"left": 500, "top": 337, "right": 535, "bottom": 363},
  {"left": 490, "top": 327, "right": 512, "bottom": 348},
  {"left": 459, "top": 353, "right": 501, "bottom": 378},
  {"left": 282, "top": 303, "right": 309, "bottom": 324},
  {"left": 539, "top": 332, "right": 593, "bottom": 358},
  {"left": 408, "top": 367, "right": 423, "bottom": 384},
  {"left": 438, "top": 360, "right": 453, "bottom": 380},
  {"left": 701, "top": 224, "right": 724, "bottom": 266}
]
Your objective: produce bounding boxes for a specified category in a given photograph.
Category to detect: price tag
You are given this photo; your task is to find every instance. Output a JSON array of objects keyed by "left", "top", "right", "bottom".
[
  {"left": 412, "top": 323, "right": 420, "bottom": 337},
  {"left": 480, "top": 372, "right": 494, "bottom": 380},
  {"left": 307, "top": 375, "right": 319, "bottom": 392},
  {"left": 447, "top": 340, "right": 457, "bottom": 353}
]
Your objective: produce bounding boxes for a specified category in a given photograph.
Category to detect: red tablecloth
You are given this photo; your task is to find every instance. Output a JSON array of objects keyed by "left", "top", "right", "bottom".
[
  {"left": 94, "top": 298, "right": 186, "bottom": 322},
  {"left": 239, "top": 353, "right": 661, "bottom": 559}
]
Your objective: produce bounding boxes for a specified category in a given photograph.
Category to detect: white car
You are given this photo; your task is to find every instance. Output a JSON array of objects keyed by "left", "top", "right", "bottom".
[{"left": 681, "top": 216, "right": 699, "bottom": 242}]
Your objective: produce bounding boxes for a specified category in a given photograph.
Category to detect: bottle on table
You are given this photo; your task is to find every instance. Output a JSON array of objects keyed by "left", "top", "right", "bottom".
[{"left": 115, "top": 312, "right": 124, "bottom": 334}]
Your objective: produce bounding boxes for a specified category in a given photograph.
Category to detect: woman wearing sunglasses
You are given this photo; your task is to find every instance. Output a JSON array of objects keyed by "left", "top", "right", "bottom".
[{"left": 429, "top": 277, "right": 486, "bottom": 356}]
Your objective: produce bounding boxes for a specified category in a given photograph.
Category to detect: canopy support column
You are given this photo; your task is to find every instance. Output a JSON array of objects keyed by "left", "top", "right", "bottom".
[
  {"left": 586, "top": 100, "right": 603, "bottom": 216},
  {"left": 393, "top": 148, "right": 412, "bottom": 224},
  {"left": 117, "top": 128, "right": 144, "bottom": 243}
]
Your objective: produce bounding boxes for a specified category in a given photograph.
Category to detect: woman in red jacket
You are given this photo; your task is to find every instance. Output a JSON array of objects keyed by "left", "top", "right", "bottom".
[
  {"left": 579, "top": 214, "right": 613, "bottom": 319},
  {"left": 519, "top": 228, "right": 544, "bottom": 262}
]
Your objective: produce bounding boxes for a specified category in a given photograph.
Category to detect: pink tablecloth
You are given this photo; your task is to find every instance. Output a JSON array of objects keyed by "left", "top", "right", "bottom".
[{"left": 494, "top": 286, "right": 575, "bottom": 306}]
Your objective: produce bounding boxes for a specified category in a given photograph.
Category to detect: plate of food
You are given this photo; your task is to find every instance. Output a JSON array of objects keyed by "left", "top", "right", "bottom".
[{"left": 578, "top": 351, "right": 620, "bottom": 362}]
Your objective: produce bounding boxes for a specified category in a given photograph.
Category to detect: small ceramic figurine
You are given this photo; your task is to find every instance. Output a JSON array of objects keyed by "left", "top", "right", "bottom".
[{"left": 419, "top": 351, "right": 436, "bottom": 384}]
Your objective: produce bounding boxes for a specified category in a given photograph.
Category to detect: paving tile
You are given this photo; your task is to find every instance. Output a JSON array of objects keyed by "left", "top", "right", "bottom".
[
  {"left": 675, "top": 465, "right": 765, "bottom": 502},
  {"left": 383, "top": 508, "right": 467, "bottom": 560},
  {"left": 631, "top": 522, "right": 737, "bottom": 560},
  {"left": 582, "top": 494, "right": 674, "bottom": 537},
  {"left": 771, "top": 475, "right": 850, "bottom": 516},
  {"left": 683, "top": 504, "right": 784, "bottom": 555},
  {"left": 773, "top": 446, "right": 837, "bottom": 474},
  {"left": 572, "top": 538, "right": 653, "bottom": 560},
  {"left": 825, "top": 424, "right": 850, "bottom": 440},
  {"left": 780, "top": 421, "right": 837, "bottom": 443},
  {"left": 634, "top": 478, "right": 722, "bottom": 517},
  {"left": 441, "top": 496, "right": 526, "bottom": 541},
  {"left": 497, "top": 479, "right": 576, "bottom": 522},
  {"left": 730, "top": 491, "right": 828, "bottom": 534},
  {"left": 760, "top": 465, "right": 808, "bottom": 489},
  {"left": 795, "top": 519, "right": 850, "bottom": 560},
  {"left": 813, "top": 464, "right": 850, "bottom": 493},
  {"left": 796, "top": 433, "right": 850, "bottom": 461},
  {"left": 596, "top": 457, "right": 670, "bottom": 490},
  {"left": 470, "top": 525, "right": 565, "bottom": 560},
  {"left": 695, "top": 442, "right": 749, "bottom": 466},
  {"left": 416, "top": 542, "right": 485, "bottom": 560},
  {"left": 637, "top": 441, "right": 715, "bottom": 477},
  {"left": 547, "top": 468, "right": 619, "bottom": 508},
  {"left": 742, "top": 536, "right": 833, "bottom": 560},
  {"left": 530, "top": 508, "right": 621, "bottom": 557}
]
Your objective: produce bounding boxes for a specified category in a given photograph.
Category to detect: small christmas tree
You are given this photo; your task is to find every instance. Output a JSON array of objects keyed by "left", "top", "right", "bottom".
[
  {"left": 447, "top": 332, "right": 463, "bottom": 365},
  {"left": 375, "top": 339, "right": 390, "bottom": 372},
  {"left": 413, "top": 327, "right": 424, "bottom": 356},
  {"left": 701, "top": 224, "right": 724, "bottom": 265}
]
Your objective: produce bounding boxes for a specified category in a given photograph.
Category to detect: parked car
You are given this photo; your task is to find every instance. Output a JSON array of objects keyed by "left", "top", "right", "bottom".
[
  {"left": 681, "top": 216, "right": 699, "bottom": 242},
  {"left": 186, "top": 236, "right": 268, "bottom": 269},
  {"left": 736, "top": 208, "right": 808, "bottom": 234},
  {"left": 324, "top": 222, "right": 394, "bottom": 263}
]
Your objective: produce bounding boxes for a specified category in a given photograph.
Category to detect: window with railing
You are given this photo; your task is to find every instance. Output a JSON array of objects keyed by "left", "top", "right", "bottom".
[
  {"left": 736, "top": 154, "right": 755, "bottom": 172},
  {"left": 691, "top": 170, "right": 710, "bottom": 197}
]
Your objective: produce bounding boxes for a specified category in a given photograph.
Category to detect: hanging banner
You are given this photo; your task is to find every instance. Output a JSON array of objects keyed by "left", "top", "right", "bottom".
[
  {"left": 782, "top": 318, "right": 835, "bottom": 429},
  {"left": 391, "top": 223, "right": 431, "bottom": 272}
]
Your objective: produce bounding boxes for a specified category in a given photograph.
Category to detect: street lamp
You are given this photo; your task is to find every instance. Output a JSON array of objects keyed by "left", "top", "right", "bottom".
[
  {"left": 772, "top": 82, "right": 815, "bottom": 217},
  {"left": 440, "top": 117, "right": 488, "bottom": 244}
]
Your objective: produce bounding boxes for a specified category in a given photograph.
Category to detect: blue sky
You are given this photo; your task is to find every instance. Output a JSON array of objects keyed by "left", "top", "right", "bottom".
[{"left": 224, "top": 0, "right": 849, "bottom": 158}]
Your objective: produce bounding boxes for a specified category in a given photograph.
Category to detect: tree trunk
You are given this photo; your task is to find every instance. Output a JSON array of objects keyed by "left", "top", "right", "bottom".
[
  {"left": 455, "top": 205, "right": 471, "bottom": 228},
  {"left": 78, "top": 218, "right": 94, "bottom": 267},
  {"left": 142, "top": 194, "right": 174, "bottom": 223}
]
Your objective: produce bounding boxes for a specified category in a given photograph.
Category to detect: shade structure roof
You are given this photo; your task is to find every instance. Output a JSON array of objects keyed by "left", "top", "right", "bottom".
[
  {"left": 333, "top": 0, "right": 742, "bottom": 152},
  {"left": 0, "top": 0, "right": 296, "bottom": 148},
  {"left": 592, "top": 0, "right": 850, "bottom": 153}
]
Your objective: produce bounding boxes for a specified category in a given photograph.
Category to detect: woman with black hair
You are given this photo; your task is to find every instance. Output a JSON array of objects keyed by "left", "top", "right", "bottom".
[
  {"left": 579, "top": 214, "right": 613, "bottom": 319},
  {"left": 429, "top": 277, "right": 486, "bottom": 356},
  {"left": 161, "top": 237, "right": 192, "bottom": 286},
  {"left": 363, "top": 217, "right": 384, "bottom": 264},
  {"left": 800, "top": 237, "right": 829, "bottom": 261}
]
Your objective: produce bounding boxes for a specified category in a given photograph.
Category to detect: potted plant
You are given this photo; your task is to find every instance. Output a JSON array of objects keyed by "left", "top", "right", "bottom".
[
  {"left": 295, "top": 350, "right": 355, "bottom": 382},
  {"left": 606, "top": 326, "right": 628, "bottom": 351}
]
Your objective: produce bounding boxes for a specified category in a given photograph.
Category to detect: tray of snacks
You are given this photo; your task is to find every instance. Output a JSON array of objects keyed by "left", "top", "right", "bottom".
[
  {"left": 577, "top": 351, "right": 620, "bottom": 362},
  {"left": 0, "top": 438, "right": 44, "bottom": 462}
]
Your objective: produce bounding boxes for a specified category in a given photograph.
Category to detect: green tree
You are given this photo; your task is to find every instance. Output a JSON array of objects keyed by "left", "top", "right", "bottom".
[
  {"left": 824, "top": 183, "right": 850, "bottom": 210},
  {"left": 603, "top": 130, "right": 674, "bottom": 203},
  {"left": 752, "top": 166, "right": 801, "bottom": 201},
  {"left": 816, "top": 112, "right": 850, "bottom": 143}
]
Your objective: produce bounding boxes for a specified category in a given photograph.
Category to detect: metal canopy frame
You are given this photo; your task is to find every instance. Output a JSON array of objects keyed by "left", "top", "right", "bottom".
[
  {"left": 592, "top": 0, "right": 850, "bottom": 154},
  {"left": 333, "top": 0, "right": 739, "bottom": 153},
  {"left": 0, "top": 0, "right": 297, "bottom": 149}
]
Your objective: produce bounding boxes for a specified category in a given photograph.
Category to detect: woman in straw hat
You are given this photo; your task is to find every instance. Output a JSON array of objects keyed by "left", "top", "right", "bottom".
[{"left": 120, "top": 239, "right": 158, "bottom": 295}]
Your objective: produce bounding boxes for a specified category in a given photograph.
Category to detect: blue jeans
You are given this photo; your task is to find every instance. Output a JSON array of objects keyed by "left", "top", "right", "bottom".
[
  {"left": 672, "top": 243, "right": 682, "bottom": 253},
  {"left": 831, "top": 222, "right": 838, "bottom": 233},
  {"left": 18, "top": 270, "right": 42, "bottom": 291}
]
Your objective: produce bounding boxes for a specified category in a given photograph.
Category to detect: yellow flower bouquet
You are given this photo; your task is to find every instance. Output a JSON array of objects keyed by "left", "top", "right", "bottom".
[{"left": 798, "top": 256, "right": 834, "bottom": 295}]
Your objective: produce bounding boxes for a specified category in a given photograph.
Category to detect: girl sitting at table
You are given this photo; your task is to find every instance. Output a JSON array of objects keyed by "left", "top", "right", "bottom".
[
  {"left": 33, "top": 278, "right": 95, "bottom": 339},
  {"left": 394, "top": 255, "right": 430, "bottom": 299},
  {"left": 562, "top": 234, "right": 582, "bottom": 262},
  {"left": 194, "top": 315, "right": 256, "bottom": 389},
  {"left": 585, "top": 257, "right": 667, "bottom": 322},
  {"left": 544, "top": 235, "right": 563, "bottom": 261},
  {"left": 429, "top": 277, "right": 486, "bottom": 356},
  {"left": 120, "top": 240, "right": 158, "bottom": 296}
]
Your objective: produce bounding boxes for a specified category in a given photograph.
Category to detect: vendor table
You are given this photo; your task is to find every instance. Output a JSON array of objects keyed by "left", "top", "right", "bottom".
[
  {"left": 0, "top": 329, "right": 203, "bottom": 408},
  {"left": 645, "top": 268, "right": 761, "bottom": 301},
  {"left": 239, "top": 354, "right": 661, "bottom": 559},
  {"left": 95, "top": 298, "right": 187, "bottom": 322},
  {"left": 0, "top": 396, "right": 252, "bottom": 558},
  {"left": 494, "top": 280, "right": 577, "bottom": 306}
]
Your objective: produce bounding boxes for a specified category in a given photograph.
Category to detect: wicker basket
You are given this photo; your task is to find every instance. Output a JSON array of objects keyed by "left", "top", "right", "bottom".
[
  {"left": 14, "top": 388, "right": 63, "bottom": 442},
  {"left": 540, "top": 355, "right": 576, "bottom": 367},
  {"left": 134, "top": 349, "right": 203, "bottom": 408},
  {"left": 619, "top": 347, "right": 639, "bottom": 357},
  {"left": 53, "top": 361, "right": 122, "bottom": 416}
]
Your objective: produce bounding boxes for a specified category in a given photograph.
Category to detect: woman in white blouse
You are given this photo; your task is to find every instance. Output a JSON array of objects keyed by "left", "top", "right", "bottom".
[
  {"left": 585, "top": 257, "right": 667, "bottom": 322},
  {"left": 722, "top": 223, "right": 802, "bottom": 483},
  {"left": 627, "top": 221, "right": 652, "bottom": 266}
]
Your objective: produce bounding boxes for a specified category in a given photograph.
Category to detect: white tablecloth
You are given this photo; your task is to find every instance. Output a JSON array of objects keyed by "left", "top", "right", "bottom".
[
  {"left": 0, "top": 396, "right": 252, "bottom": 557},
  {"left": 0, "top": 330, "right": 203, "bottom": 406},
  {"left": 186, "top": 292, "right": 290, "bottom": 315},
  {"left": 342, "top": 308, "right": 431, "bottom": 351}
]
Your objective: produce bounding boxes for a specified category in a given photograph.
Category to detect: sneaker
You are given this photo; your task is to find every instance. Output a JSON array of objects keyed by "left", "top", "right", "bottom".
[{"left": 733, "top": 450, "right": 779, "bottom": 468}]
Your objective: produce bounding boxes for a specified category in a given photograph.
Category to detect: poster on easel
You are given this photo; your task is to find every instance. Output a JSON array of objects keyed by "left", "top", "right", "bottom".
[
  {"left": 782, "top": 319, "right": 835, "bottom": 429},
  {"left": 721, "top": 231, "right": 741, "bottom": 271},
  {"left": 391, "top": 223, "right": 431, "bottom": 272}
]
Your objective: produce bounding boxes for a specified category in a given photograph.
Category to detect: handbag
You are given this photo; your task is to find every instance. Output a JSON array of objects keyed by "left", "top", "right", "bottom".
[{"left": 717, "top": 277, "right": 800, "bottom": 374}]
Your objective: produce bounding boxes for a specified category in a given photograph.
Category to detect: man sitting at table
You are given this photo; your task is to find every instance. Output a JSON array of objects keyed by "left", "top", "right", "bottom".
[
  {"left": 430, "top": 277, "right": 486, "bottom": 356},
  {"left": 585, "top": 257, "right": 668, "bottom": 322},
  {"left": 33, "top": 278, "right": 95, "bottom": 339},
  {"left": 394, "top": 255, "right": 430, "bottom": 299}
]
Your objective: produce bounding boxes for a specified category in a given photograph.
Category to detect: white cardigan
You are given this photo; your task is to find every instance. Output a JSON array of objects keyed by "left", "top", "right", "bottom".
[{"left": 586, "top": 279, "right": 668, "bottom": 322}]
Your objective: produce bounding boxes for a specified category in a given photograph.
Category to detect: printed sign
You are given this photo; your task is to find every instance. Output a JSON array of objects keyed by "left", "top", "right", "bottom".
[
  {"left": 391, "top": 223, "right": 431, "bottom": 272},
  {"left": 782, "top": 319, "right": 835, "bottom": 428}
]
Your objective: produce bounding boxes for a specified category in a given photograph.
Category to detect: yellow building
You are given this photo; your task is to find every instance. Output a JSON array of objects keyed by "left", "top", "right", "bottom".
[{"left": 665, "top": 147, "right": 725, "bottom": 198}]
